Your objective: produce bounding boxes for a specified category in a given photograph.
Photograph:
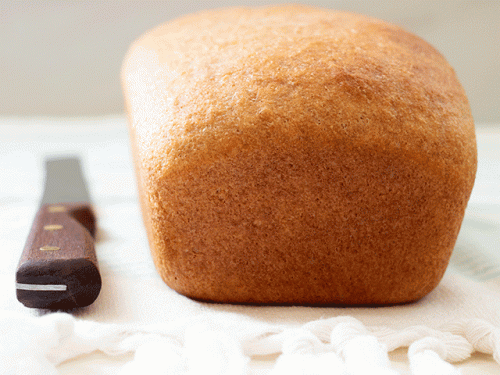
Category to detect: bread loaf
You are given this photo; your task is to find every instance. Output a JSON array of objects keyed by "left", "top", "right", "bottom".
[{"left": 121, "top": 5, "right": 477, "bottom": 305}]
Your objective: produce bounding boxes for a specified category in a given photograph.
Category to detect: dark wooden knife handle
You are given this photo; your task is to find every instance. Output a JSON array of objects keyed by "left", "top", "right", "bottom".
[{"left": 16, "top": 203, "right": 101, "bottom": 309}]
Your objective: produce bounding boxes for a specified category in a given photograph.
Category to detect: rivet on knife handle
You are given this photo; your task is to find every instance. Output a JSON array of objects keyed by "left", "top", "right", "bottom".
[{"left": 15, "top": 157, "right": 101, "bottom": 310}]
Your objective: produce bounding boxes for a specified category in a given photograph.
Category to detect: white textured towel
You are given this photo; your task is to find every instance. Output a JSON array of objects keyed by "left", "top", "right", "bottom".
[{"left": 1, "top": 117, "right": 499, "bottom": 374}]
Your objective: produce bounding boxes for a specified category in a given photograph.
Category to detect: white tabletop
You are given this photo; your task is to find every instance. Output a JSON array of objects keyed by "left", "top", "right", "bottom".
[{"left": 1, "top": 117, "right": 499, "bottom": 374}]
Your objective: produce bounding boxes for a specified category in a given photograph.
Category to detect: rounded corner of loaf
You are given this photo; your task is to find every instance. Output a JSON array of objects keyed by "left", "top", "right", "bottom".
[{"left": 122, "top": 5, "right": 477, "bottom": 306}]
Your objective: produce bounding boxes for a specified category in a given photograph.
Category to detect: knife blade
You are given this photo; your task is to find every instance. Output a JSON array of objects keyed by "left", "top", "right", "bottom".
[{"left": 15, "top": 156, "right": 101, "bottom": 309}]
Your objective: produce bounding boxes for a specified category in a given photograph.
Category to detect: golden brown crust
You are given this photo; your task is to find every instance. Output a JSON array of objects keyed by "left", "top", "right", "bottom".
[{"left": 122, "top": 5, "right": 477, "bottom": 305}]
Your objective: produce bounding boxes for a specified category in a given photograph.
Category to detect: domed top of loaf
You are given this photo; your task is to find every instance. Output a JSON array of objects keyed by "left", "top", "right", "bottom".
[{"left": 122, "top": 4, "right": 476, "bottom": 197}]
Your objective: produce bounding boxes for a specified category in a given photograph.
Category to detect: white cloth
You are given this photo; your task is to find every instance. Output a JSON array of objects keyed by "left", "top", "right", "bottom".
[{"left": 1, "top": 117, "right": 499, "bottom": 374}]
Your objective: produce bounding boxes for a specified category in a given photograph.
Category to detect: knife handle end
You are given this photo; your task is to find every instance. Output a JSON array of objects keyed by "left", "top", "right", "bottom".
[
  {"left": 16, "top": 258, "right": 101, "bottom": 309},
  {"left": 16, "top": 203, "right": 101, "bottom": 309}
]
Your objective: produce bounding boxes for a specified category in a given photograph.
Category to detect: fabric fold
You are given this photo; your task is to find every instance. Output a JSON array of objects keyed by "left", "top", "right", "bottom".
[{"left": 2, "top": 309, "right": 499, "bottom": 374}]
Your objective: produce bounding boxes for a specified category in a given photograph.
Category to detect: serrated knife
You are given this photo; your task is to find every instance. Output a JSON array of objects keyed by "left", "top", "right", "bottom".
[{"left": 15, "top": 156, "right": 101, "bottom": 309}]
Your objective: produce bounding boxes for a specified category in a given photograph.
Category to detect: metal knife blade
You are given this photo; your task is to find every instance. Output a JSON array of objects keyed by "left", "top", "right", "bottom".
[{"left": 15, "top": 156, "right": 101, "bottom": 309}]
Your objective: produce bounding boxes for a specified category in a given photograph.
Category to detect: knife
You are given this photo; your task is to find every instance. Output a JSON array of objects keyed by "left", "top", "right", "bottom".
[{"left": 15, "top": 156, "right": 101, "bottom": 310}]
